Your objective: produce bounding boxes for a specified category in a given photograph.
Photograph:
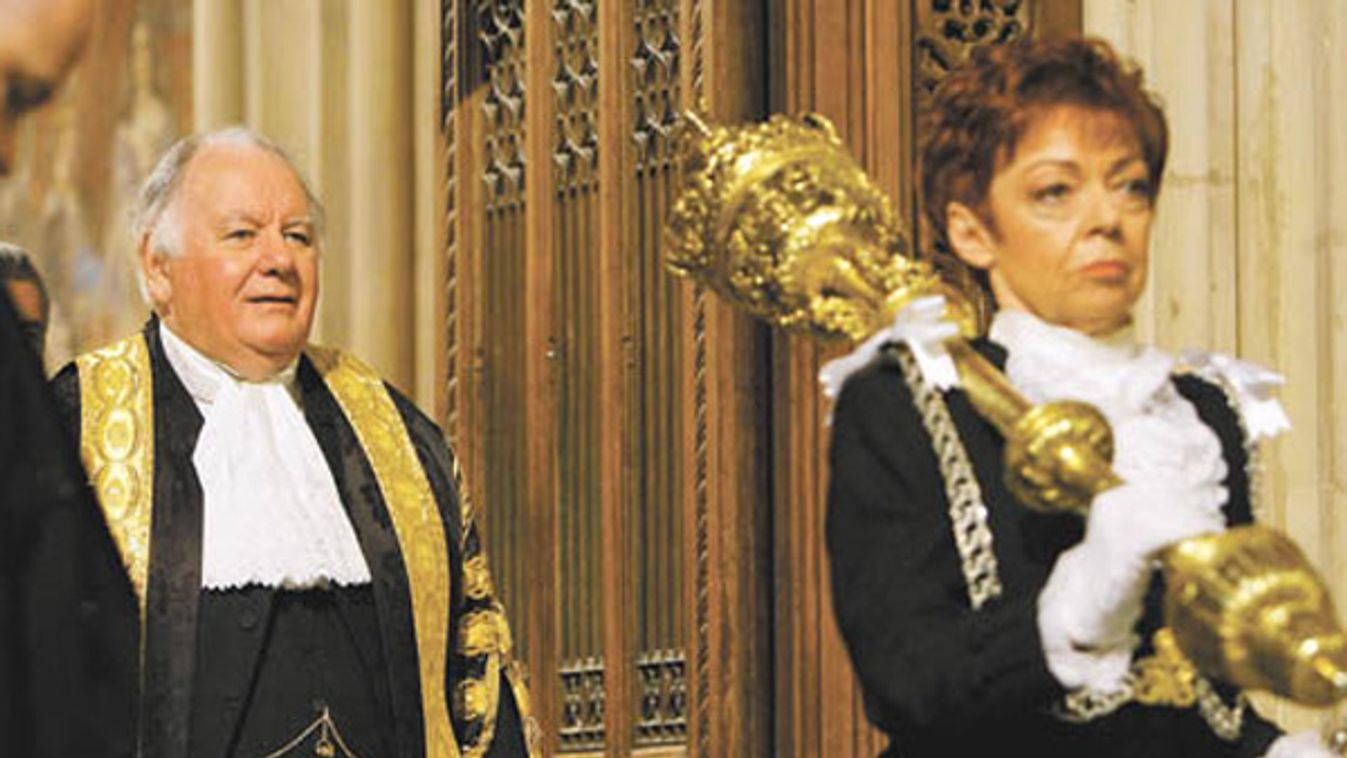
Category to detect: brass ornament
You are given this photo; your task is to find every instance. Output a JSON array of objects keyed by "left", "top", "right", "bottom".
[
  {"left": 665, "top": 110, "right": 1347, "bottom": 710},
  {"left": 1133, "top": 628, "right": 1199, "bottom": 707},
  {"left": 1163, "top": 526, "right": 1347, "bottom": 707},
  {"left": 1003, "top": 399, "right": 1122, "bottom": 516},
  {"left": 665, "top": 111, "right": 978, "bottom": 342}
]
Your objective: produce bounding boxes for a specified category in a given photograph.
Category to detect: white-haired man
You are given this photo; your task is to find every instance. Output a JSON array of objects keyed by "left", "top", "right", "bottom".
[{"left": 53, "top": 128, "right": 536, "bottom": 758}]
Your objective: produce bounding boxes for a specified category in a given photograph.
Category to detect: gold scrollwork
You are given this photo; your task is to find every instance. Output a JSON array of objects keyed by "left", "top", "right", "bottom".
[
  {"left": 78, "top": 335, "right": 155, "bottom": 614},
  {"left": 310, "top": 346, "right": 461, "bottom": 758}
]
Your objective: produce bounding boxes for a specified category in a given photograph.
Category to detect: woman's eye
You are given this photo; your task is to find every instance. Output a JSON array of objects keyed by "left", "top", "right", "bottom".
[
  {"left": 1032, "top": 183, "right": 1074, "bottom": 204},
  {"left": 1124, "top": 178, "right": 1154, "bottom": 198}
]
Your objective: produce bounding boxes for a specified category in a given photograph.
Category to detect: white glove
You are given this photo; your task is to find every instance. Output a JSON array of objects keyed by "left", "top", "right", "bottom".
[
  {"left": 1038, "top": 479, "right": 1226, "bottom": 690},
  {"left": 1264, "top": 730, "right": 1339, "bottom": 758}
]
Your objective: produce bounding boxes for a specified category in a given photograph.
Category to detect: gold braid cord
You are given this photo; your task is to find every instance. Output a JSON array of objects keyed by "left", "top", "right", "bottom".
[
  {"left": 890, "top": 344, "right": 1003, "bottom": 609},
  {"left": 447, "top": 436, "right": 540, "bottom": 757},
  {"left": 77, "top": 334, "right": 155, "bottom": 617},
  {"left": 309, "top": 347, "right": 461, "bottom": 758},
  {"left": 892, "top": 344, "right": 1248, "bottom": 739}
]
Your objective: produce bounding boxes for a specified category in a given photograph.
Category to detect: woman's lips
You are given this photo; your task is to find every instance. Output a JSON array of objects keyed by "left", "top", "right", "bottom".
[{"left": 1079, "top": 260, "right": 1130, "bottom": 281}]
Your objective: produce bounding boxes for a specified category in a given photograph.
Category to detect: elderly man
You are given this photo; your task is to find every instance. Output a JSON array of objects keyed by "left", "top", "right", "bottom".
[
  {"left": 53, "top": 128, "right": 535, "bottom": 758},
  {"left": 0, "top": 1, "right": 140, "bottom": 757}
]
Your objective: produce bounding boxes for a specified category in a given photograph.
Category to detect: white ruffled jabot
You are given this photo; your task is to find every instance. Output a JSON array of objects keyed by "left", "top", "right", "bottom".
[
  {"left": 990, "top": 308, "right": 1229, "bottom": 511},
  {"left": 160, "top": 325, "right": 372, "bottom": 590}
]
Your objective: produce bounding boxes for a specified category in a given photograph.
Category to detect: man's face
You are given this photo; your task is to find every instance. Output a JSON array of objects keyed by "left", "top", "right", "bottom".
[
  {"left": 143, "top": 143, "right": 319, "bottom": 381},
  {"left": 0, "top": 0, "right": 94, "bottom": 175}
]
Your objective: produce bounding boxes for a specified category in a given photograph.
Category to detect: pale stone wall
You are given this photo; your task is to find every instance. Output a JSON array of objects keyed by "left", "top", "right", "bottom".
[
  {"left": 193, "top": 0, "right": 441, "bottom": 408},
  {"left": 1087, "top": 0, "right": 1347, "bottom": 732}
]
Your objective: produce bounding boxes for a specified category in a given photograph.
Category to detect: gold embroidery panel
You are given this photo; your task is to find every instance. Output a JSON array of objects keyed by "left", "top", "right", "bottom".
[
  {"left": 77, "top": 335, "right": 154, "bottom": 614},
  {"left": 309, "top": 347, "right": 460, "bottom": 758}
]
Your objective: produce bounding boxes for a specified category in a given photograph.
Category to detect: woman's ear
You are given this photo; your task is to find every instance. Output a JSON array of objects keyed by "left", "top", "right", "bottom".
[{"left": 945, "top": 202, "right": 997, "bottom": 271}]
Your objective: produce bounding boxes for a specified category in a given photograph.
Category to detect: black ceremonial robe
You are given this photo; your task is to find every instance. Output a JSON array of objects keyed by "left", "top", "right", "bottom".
[
  {"left": 0, "top": 291, "right": 138, "bottom": 758},
  {"left": 53, "top": 318, "right": 533, "bottom": 758},
  {"left": 826, "top": 339, "right": 1283, "bottom": 758}
]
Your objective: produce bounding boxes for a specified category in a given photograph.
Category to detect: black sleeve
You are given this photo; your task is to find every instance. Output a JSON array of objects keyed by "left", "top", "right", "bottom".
[
  {"left": 825, "top": 357, "right": 1062, "bottom": 736},
  {"left": 0, "top": 301, "right": 138, "bottom": 758},
  {"left": 50, "top": 362, "right": 83, "bottom": 444},
  {"left": 391, "top": 389, "right": 531, "bottom": 757}
]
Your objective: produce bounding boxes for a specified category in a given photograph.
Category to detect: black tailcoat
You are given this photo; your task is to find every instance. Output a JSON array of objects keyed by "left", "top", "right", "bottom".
[
  {"left": 53, "top": 319, "right": 526, "bottom": 758},
  {"left": 0, "top": 292, "right": 138, "bottom": 758},
  {"left": 826, "top": 339, "right": 1283, "bottom": 757}
]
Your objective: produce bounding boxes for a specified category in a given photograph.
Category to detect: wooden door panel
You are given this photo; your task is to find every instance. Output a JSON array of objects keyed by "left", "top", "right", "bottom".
[{"left": 441, "top": 2, "right": 1076, "bottom": 755}]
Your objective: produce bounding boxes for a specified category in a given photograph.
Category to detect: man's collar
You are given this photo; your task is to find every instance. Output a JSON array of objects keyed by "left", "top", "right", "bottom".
[{"left": 157, "top": 322, "right": 299, "bottom": 407}]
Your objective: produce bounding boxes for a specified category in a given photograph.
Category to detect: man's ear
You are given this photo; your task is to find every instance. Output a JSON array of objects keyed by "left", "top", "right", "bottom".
[
  {"left": 139, "top": 235, "right": 172, "bottom": 310},
  {"left": 945, "top": 202, "right": 997, "bottom": 271}
]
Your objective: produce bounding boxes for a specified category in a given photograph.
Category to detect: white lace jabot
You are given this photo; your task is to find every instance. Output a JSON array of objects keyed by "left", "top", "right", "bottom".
[
  {"left": 159, "top": 325, "right": 372, "bottom": 590},
  {"left": 989, "top": 308, "right": 1229, "bottom": 515}
]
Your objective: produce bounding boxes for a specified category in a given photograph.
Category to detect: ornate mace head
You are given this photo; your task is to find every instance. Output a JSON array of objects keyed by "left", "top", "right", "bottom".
[
  {"left": 664, "top": 111, "right": 979, "bottom": 342},
  {"left": 1164, "top": 525, "right": 1347, "bottom": 707}
]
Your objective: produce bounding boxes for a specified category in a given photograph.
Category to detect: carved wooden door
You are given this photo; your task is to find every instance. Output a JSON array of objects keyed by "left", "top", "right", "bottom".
[{"left": 438, "top": 2, "right": 1079, "bottom": 756}]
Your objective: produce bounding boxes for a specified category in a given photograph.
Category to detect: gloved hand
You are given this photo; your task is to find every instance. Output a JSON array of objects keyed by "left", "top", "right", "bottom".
[
  {"left": 1038, "top": 479, "right": 1226, "bottom": 690},
  {"left": 1264, "top": 730, "right": 1340, "bottom": 758}
]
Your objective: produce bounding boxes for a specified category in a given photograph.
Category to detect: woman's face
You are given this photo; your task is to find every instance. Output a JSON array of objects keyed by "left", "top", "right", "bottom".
[{"left": 947, "top": 105, "right": 1156, "bottom": 336}]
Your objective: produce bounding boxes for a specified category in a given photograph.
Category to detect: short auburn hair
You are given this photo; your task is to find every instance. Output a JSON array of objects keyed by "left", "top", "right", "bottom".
[{"left": 919, "top": 36, "right": 1168, "bottom": 308}]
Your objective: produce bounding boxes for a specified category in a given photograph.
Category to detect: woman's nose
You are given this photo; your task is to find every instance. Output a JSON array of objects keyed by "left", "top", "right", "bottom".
[{"left": 1085, "top": 183, "right": 1124, "bottom": 236}]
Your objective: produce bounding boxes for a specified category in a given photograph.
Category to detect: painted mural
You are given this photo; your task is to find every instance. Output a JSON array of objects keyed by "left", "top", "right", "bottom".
[{"left": 0, "top": 0, "right": 189, "bottom": 372}]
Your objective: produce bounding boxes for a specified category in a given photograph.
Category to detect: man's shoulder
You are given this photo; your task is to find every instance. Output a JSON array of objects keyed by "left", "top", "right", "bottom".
[
  {"left": 52, "top": 331, "right": 152, "bottom": 406},
  {"left": 303, "top": 344, "right": 443, "bottom": 437}
]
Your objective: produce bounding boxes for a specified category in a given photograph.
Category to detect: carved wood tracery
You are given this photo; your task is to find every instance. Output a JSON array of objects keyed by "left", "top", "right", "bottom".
[{"left": 441, "top": 2, "right": 1076, "bottom": 755}]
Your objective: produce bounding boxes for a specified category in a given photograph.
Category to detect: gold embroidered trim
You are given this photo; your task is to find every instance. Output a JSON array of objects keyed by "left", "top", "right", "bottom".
[
  {"left": 462, "top": 555, "right": 495, "bottom": 601},
  {"left": 438, "top": 441, "right": 529, "bottom": 756},
  {"left": 77, "top": 335, "right": 155, "bottom": 616},
  {"left": 505, "top": 659, "right": 543, "bottom": 758},
  {"left": 455, "top": 506, "right": 508, "bottom": 757},
  {"left": 1054, "top": 628, "right": 1246, "bottom": 741},
  {"left": 891, "top": 344, "right": 1003, "bottom": 609},
  {"left": 308, "top": 346, "right": 460, "bottom": 758},
  {"left": 459, "top": 608, "right": 511, "bottom": 658}
]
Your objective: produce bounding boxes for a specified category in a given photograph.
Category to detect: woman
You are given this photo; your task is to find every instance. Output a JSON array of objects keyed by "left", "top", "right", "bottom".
[{"left": 826, "top": 37, "right": 1328, "bottom": 757}]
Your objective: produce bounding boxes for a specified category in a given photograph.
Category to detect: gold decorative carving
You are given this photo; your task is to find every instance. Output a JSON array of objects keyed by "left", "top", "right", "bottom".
[{"left": 666, "top": 111, "right": 980, "bottom": 342}]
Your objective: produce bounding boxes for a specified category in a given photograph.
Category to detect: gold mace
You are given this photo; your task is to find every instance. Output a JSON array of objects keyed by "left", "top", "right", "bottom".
[{"left": 664, "top": 110, "right": 1347, "bottom": 708}]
